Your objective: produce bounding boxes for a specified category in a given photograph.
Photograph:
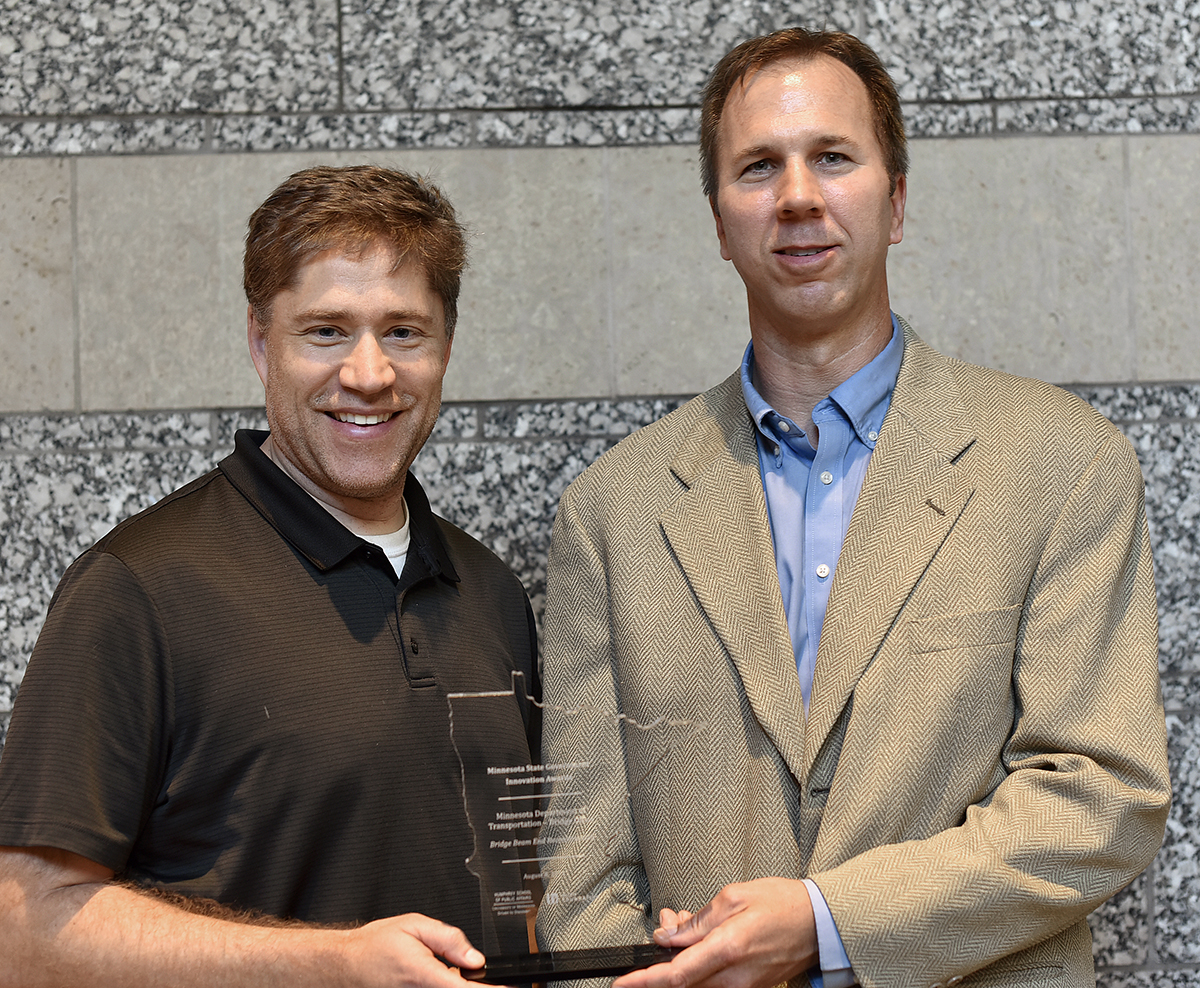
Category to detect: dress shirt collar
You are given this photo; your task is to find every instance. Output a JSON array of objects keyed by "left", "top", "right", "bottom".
[{"left": 740, "top": 313, "right": 904, "bottom": 449}]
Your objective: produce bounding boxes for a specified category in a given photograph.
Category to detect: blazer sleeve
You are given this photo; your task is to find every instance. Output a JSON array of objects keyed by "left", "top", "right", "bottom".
[
  {"left": 811, "top": 427, "right": 1171, "bottom": 988},
  {"left": 534, "top": 485, "right": 657, "bottom": 955}
]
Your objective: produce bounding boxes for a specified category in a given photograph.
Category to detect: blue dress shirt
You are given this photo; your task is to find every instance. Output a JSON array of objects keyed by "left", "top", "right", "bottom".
[{"left": 739, "top": 316, "right": 903, "bottom": 988}]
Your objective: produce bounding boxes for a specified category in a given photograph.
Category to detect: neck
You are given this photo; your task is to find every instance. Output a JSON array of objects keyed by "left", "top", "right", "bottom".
[
  {"left": 260, "top": 436, "right": 408, "bottom": 538},
  {"left": 749, "top": 311, "right": 892, "bottom": 435}
]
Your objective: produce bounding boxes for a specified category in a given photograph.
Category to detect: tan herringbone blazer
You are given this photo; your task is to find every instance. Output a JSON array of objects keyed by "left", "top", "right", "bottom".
[{"left": 538, "top": 325, "right": 1170, "bottom": 988}]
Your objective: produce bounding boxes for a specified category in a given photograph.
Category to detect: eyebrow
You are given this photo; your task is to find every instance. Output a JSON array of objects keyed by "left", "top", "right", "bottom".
[
  {"left": 294, "top": 308, "right": 434, "bottom": 325},
  {"left": 731, "top": 133, "right": 861, "bottom": 162}
]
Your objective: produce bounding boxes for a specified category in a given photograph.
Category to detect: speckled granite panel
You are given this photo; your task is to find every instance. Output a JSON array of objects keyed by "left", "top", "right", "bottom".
[
  {"left": 903, "top": 102, "right": 994, "bottom": 137},
  {"left": 0, "top": 447, "right": 222, "bottom": 708},
  {"left": 1122, "top": 420, "right": 1200, "bottom": 673},
  {"left": 481, "top": 398, "right": 690, "bottom": 439},
  {"left": 1098, "top": 972, "right": 1200, "bottom": 987},
  {"left": 340, "top": 0, "right": 857, "bottom": 111},
  {"left": 1069, "top": 387, "right": 1200, "bottom": 676},
  {"left": 1091, "top": 872, "right": 1151, "bottom": 967},
  {"left": 430, "top": 405, "right": 481, "bottom": 441},
  {"left": 471, "top": 107, "right": 701, "bottom": 146},
  {"left": 0, "top": 118, "right": 208, "bottom": 156},
  {"left": 214, "top": 409, "right": 270, "bottom": 449},
  {"left": 0, "top": 412, "right": 214, "bottom": 452},
  {"left": 212, "top": 108, "right": 702, "bottom": 151},
  {"left": 212, "top": 113, "right": 478, "bottom": 152},
  {"left": 1156, "top": 709, "right": 1200, "bottom": 962},
  {"left": 4, "top": 0, "right": 1200, "bottom": 159},
  {"left": 1072, "top": 385, "right": 1200, "bottom": 424},
  {"left": 865, "top": 1, "right": 1200, "bottom": 103},
  {"left": 997, "top": 98, "right": 1200, "bottom": 135},
  {"left": 1162, "top": 673, "right": 1200, "bottom": 714},
  {"left": 0, "top": 0, "right": 339, "bottom": 115},
  {"left": 411, "top": 436, "right": 617, "bottom": 616}
]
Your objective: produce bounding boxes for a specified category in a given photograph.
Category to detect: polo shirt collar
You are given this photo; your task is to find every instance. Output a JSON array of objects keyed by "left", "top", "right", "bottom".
[{"left": 219, "top": 429, "right": 459, "bottom": 584}]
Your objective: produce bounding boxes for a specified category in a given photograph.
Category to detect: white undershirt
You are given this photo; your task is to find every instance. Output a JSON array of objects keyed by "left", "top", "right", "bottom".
[
  {"left": 299, "top": 487, "right": 411, "bottom": 577},
  {"left": 362, "top": 504, "right": 411, "bottom": 577}
]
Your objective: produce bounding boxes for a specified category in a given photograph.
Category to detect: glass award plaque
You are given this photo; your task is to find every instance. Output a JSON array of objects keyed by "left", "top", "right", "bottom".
[{"left": 449, "top": 673, "right": 706, "bottom": 984}]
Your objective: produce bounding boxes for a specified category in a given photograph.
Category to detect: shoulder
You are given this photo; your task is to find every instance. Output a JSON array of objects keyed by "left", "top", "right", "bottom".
[
  {"left": 899, "top": 328, "right": 1130, "bottom": 452},
  {"left": 433, "top": 516, "right": 528, "bottom": 601},
  {"left": 86, "top": 466, "right": 237, "bottom": 563},
  {"left": 561, "top": 373, "right": 746, "bottom": 507},
  {"left": 894, "top": 329, "right": 1142, "bottom": 498}
]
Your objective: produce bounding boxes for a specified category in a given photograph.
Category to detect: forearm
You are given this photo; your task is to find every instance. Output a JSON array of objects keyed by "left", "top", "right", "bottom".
[
  {"left": 2, "top": 878, "right": 349, "bottom": 988},
  {"left": 0, "top": 847, "right": 476, "bottom": 988}
]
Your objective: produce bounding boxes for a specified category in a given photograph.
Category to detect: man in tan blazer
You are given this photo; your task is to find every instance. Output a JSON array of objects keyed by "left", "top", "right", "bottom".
[{"left": 537, "top": 27, "right": 1170, "bottom": 988}]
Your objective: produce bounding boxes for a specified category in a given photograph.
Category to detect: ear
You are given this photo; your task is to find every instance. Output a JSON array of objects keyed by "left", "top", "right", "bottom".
[
  {"left": 711, "top": 195, "right": 733, "bottom": 262},
  {"left": 889, "top": 174, "right": 907, "bottom": 246},
  {"left": 247, "top": 305, "right": 270, "bottom": 389}
]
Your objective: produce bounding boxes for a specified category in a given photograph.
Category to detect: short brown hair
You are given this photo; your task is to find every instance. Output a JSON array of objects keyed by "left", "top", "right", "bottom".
[
  {"left": 699, "top": 28, "right": 908, "bottom": 199},
  {"left": 243, "top": 165, "right": 468, "bottom": 335}
]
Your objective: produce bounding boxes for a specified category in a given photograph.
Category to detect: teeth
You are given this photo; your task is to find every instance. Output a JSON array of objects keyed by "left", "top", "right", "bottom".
[
  {"left": 334, "top": 412, "right": 391, "bottom": 425},
  {"left": 782, "top": 248, "right": 824, "bottom": 256}
]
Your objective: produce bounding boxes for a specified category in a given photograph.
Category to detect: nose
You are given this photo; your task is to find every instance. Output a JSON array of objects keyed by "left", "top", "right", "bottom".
[
  {"left": 340, "top": 333, "right": 396, "bottom": 394},
  {"left": 776, "top": 159, "right": 824, "bottom": 217}
]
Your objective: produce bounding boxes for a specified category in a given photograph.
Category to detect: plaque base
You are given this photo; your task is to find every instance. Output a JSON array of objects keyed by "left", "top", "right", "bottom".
[{"left": 462, "top": 944, "right": 682, "bottom": 984}]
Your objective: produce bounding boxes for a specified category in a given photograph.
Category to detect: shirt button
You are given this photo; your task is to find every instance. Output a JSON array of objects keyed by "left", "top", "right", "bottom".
[
  {"left": 774, "top": 444, "right": 781, "bottom": 456},
  {"left": 779, "top": 421, "right": 790, "bottom": 433},
  {"left": 868, "top": 430, "right": 878, "bottom": 441},
  {"left": 820, "top": 471, "right": 833, "bottom": 485},
  {"left": 816, "top": 564, "right": 830, "bottom": 579}
]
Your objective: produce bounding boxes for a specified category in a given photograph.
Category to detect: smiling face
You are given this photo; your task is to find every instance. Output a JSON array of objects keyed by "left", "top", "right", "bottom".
[
  {"left": 248, "top": 244, "right": 451, "bottom": 529},
  {"left": 712, "top": 54, "right": 906, "bottom": 348}
]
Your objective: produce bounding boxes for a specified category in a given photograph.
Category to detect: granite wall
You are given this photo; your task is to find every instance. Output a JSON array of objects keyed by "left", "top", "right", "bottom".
[{"left": 2, "top": 0, "right": 1199, "bottom": 983}]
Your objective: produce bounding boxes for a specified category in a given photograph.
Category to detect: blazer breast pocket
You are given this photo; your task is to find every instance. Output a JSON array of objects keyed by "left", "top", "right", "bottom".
[
  {"left": 888, "top": 605, "right": 1024, "bottom": 731},
  {"left": 905, "top": 604, "right": 1022, "bottom": 655}
]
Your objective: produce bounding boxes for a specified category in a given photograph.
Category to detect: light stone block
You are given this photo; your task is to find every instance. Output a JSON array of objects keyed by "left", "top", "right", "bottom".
[
  {"left": 47, "top": 135, "right": 1200, "bottom": 415},
  {"left": 77, "top": 151, "right": 446, "bottom": 410},
  {"left": 1128, "top": 134, "right": 1200, "bottom": 382},
  {"left": 0, "top": 157, "right": 75, "bottom": 412},
  {"left": 76, "top": 155, "right": 270, "bottom": 410},
  {"left": 405, "top": 148, "right": 612, "bottom": 402},
  {"left": 888, "top": 136, "right": 1134, "bottom": 384},
  {"left": 72, "top": 147, "right": 615, "bottom": 406},
  {"left": 606, "top": 144, "right": 748, "bottom": 395}
]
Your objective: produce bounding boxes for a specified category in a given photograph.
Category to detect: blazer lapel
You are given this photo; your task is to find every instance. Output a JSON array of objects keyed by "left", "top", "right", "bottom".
[
  {"left": 659, "top": 377, "right": 809, "bottom": 784},
  {"left": 803, "top": 328, "right": 979, "bottom": 774}
]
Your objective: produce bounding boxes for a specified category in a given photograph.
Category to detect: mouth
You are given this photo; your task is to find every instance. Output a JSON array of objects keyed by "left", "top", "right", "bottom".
[
  {"left": 329, "top": 411, "right": 396, "bottom": 426},
  {"left": 776, "top": 246, "right": 833, "bottom": 257}
]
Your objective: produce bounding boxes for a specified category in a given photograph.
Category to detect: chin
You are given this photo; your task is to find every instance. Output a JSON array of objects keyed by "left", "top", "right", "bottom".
[{"left": 321, "top": 467, "right": 408, "bottom": 502}]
